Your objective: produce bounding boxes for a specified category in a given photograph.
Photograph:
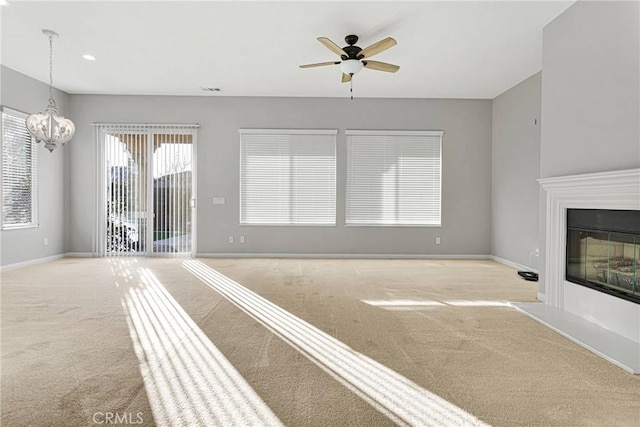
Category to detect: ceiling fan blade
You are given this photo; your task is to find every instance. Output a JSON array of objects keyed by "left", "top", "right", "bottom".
[
  {"left": 317, "top": 37, "right": 348, "bottom": 57},
  {"left": 342, "top": 73, "right": 352, "bottom": 83},
  {"left": 299, "top": 61, "right": 340, "bottom": 69},
  {"left": 358, "top": 37, "right": 397, "bottom": 59},
  {"left": 363, "top": 60, "right": 400, "bottom": 73}
]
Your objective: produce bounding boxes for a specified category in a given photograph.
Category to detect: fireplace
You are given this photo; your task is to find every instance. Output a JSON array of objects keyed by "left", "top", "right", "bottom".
[
  {"left": 566, "top": 209, "right": 640, "bottom": 304},
  {"left": 525, "top": 169, "right": 640, "bottom": 373}
]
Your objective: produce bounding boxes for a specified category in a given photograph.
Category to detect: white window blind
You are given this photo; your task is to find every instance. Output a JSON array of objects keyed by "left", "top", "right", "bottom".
[
  {"left": 240, "top": 129, "right": 336, "bottom": 225},
  {"left": 346, "top": 130, "right": 442, "bottom": 226},
  {"left": 1, "top": 107, "right": 38, "bottom": 229}
]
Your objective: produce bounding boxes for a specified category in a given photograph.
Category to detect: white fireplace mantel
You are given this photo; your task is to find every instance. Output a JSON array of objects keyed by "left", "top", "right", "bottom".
[
  {"left": 538, "top": 168, "right": 640, "bottom": 308},
  {"left": 515, "top": 168, "right": 640, "bottom": 373}
]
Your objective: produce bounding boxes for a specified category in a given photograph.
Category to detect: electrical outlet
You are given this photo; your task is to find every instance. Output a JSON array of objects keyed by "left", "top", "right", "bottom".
[
  {"left": 535, "top": 248, "right": 540, "bottom": 256},
  {"left": 435, "top": 237, "right": 441, "bottom": 245},
  {"left": 43, "top": 238, "right": 49, "bottom": 246},
  {"left": 228, "top": 236, "right": 234, "bottom": 243},
  {"left": 239, "top": 236, "right": 245, "bottom": 244}
]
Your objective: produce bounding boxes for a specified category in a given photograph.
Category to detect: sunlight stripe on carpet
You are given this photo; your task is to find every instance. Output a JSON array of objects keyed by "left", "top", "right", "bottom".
[
  {"left": 120, "top": 261, "right": 283, "bottom": 427},
  {"left": 184, "top": 259, "right": 490, "bottom": 427}
]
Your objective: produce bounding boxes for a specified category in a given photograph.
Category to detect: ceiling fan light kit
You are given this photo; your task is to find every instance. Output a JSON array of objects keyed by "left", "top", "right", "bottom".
[
  {"left": 300, "top": 34, "right": 399, "bottom": 99},
  {"left": 340, "top": 59, "right": 363, "bottom": 75}
]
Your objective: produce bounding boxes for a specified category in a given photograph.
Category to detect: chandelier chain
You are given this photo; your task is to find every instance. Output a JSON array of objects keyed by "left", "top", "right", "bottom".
[{"left": 48, "top": 33, "right": 54, "bottom": 100}]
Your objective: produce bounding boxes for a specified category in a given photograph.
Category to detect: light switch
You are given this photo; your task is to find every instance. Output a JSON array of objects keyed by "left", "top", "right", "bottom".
[{"left": 213, "top": 197, "right": 226, "bottom": 205}]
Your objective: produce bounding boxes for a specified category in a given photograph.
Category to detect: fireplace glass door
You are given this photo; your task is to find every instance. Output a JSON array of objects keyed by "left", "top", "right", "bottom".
[{"left": 566, "top": 209, "right": 639, "bottom": 302}]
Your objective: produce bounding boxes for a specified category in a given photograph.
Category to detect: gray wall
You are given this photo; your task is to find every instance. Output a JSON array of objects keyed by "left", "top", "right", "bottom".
[
  {"left": 538, "top": 0, "right": 640, "bottom": 295},
  {"left": 491, "top": 72, "right": 541, "bottom": 269},
  {"left": 68, "top": 95, "right": 492, "bottom": 256},
  {"left": 0, "top": 66, "right": 69, "bottom": 266},
  {"left": 541, "top": 0, "right": 640, "bottom": 179}
]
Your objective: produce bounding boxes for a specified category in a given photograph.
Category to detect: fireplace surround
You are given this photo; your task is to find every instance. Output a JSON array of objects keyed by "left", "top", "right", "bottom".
[{"left": 517, "top": 168, "right": 640, "bottom": 373}]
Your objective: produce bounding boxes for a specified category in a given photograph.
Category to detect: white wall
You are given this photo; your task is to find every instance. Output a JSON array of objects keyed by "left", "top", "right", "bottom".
[
  {"left": 491, "top": 72, "right": 541, "bottom": 269},
  {"left": 68, "top": 95, "right": 492, "bottom": 256},
  {"left": 0, "top": 66, "right": 69, "bottom": 266}
]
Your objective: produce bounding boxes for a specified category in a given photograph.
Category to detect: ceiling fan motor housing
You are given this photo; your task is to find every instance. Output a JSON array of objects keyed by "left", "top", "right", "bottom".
[{"left": 345, "top": 34, "right": 359, "bottom": 45}]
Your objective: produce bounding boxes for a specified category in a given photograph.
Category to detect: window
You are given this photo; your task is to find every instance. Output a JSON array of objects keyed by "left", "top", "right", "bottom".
[
  {"left": 240, "top": 129, "right": 336, "bottom": 225},
  {"left": 1, "top": 107, "right": 38, "bottom": 229},
  {"left": 346, "top": 130, "right": 442, "bottom": 226}
]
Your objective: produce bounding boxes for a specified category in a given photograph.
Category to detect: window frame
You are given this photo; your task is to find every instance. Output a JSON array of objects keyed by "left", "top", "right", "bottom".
[
  {"left": 239, "top": 129, "right": 338, "bottom": 226},
  {"left": 345, "top": 129, "right": 443, "bottom": 227},
  {"left": 1, "top": 106, "right": 39, "bottom": 230}
]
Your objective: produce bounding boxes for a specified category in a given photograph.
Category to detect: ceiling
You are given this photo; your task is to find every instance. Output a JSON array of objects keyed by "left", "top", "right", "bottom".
[{"left": 1, "top": 1, "right": 574, "bottom": 99}]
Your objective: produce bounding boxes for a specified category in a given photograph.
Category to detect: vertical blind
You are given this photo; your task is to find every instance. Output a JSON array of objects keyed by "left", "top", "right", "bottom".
[
  {"left": 346, "top": 130, "right": 442, "bottom": 226},
  {"left": 150, "top": 132, "right": 194, "bottom": 255},
  {"left": 240, "top": 129, "right": 337, "bottom": 225},
  {"left": 1, "top": 107, "right": 38, "bottom": 229},
  {"left": 94, "top": 124, "right": 197, "bottom": 256}
]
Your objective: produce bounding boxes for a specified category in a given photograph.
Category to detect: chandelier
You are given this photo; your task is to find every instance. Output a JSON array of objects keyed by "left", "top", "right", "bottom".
[{"left": 26, "top": 30, "right": 75, "bottom": 153}]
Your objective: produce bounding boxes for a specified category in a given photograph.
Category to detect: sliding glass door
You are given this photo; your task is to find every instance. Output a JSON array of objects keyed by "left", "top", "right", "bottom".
[
  {"left": 151, "top": 132, "right": 194, "bottom": 255},
  {"left": 95, "top": 124, "right": 197, "bottom": 256}
]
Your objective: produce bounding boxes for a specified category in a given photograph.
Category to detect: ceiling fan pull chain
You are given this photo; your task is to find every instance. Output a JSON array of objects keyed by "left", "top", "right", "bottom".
[{"left": 350, "top": 77, "right": 354, "bottom": 100}]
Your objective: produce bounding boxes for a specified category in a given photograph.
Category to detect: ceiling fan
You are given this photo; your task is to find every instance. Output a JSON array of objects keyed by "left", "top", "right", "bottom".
[{"left": 300, "top": 34, "right": 400, "bottom": 83}]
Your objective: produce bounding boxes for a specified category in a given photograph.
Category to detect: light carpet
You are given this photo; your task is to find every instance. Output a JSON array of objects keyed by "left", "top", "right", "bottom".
[{"left": 1, "top": 257, "right": 639, "bottom": 426}]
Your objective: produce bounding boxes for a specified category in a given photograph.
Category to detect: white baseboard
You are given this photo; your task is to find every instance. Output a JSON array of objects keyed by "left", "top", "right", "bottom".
[
  {"left": 0, "top": 254, "right": 64, "bottom": 273},
  {"left": 64, "top": 252, "right": 94, "bottom": 258},
  {"left": 197, "top": 253, "right": 491, "bottom": 260},
  {"left": 490, "top": 255, "right": 538, "bottom": 273},
  {"left": 1, "top": 252, "right": 494, "bottom": 269}
]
